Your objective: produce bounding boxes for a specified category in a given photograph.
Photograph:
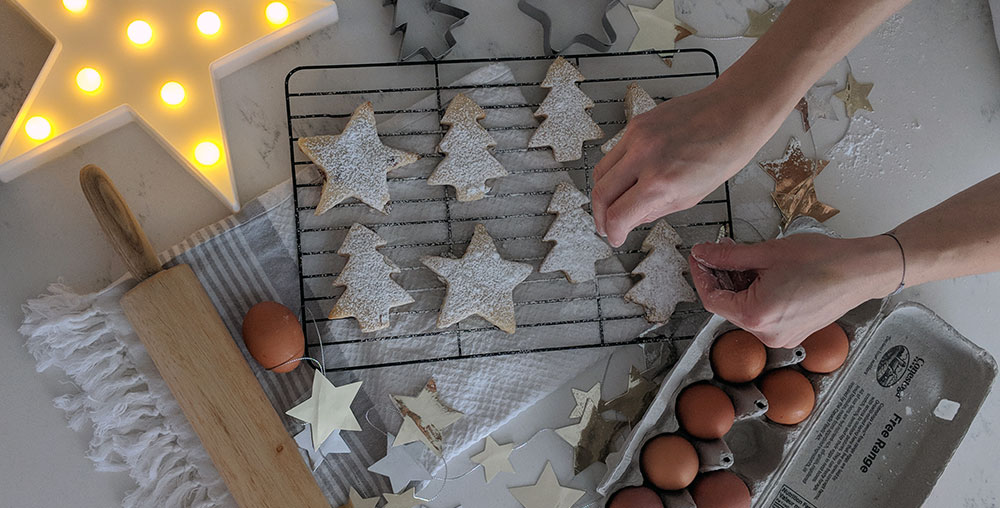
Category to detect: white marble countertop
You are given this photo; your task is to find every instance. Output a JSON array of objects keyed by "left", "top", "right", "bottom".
[{"left": 1, "top": 0, "right": 998, "bottom": 506}]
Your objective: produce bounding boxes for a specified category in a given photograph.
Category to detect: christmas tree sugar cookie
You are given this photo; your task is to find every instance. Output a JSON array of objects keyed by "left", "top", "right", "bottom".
[
  {"left": 540, "top": 182, "right": 614, "bottom": 283},
  {"left": 329, "top": 224, "right": 414, "bottom": 332},
  {"left": 625, "top": 220, "right": 697, "bottom": 323},
  {"left": 601, "top": 82, "right": 657, "bottom": 154},
  {"left": 421, "top": 224, "right": 533, "bottom": 333},
  {"left": 428, "top": 93, "right": 508, "bottom": 201},
  {"left": 298, "top": 102, "right": 420, "bottom": 215},
  {"left": 528, "top": 57, "right": 605, "bottom": 162}
]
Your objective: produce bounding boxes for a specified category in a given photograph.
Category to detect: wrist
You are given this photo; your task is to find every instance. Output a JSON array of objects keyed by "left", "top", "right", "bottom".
[{"left": 842, "top": 236, "right": 905, "bottom": 299}]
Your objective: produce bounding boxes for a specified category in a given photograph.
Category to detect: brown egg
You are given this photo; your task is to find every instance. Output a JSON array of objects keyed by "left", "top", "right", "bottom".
[
  {"left": 800, "top": 322, "right": 850, "bottom": 374},
  {"left": 676, "top": 383, "right": 735, "bottom": 440},
  {"left": 711, "top": 329, "right": 767, "bottom": 383},
  {"left": 690, "top": 471, "right": 752, "bottom": 508},
  {"left": 242, "top": 301, "right": 304, "bottom": 373},
  {"left": 640, "top": 434, "right": 699, "bottom": 491},
  {"left": 607, "top": 486, "right": 664, "bottom": 508},
  {"left": 758, "top": 368, "right": 815, "bottom": 425}
]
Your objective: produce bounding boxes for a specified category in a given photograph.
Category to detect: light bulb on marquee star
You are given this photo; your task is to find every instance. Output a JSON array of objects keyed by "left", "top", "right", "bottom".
[
  {"left": 25, "top": 117, "right": 52, "bottom": 141},
  {"left": 195, "top": 141, "right": 222, "bottom": 165},
  {"left": 62, "top": 0, "right": 86, "bottom": 13},
  {"left": 197, "top": 11, "right": 222, "bottom": 35},
  {"left": 76, "top": 68, "right": 102, "bottom": 93},
  {"left": 160, "top": 82, "right": 186, "bottom": 106},
  {"left": 266, "top": 2, "right": 290, "bottom": 24},
  {"left": 127, "top": 20, "right": 154, "bottom": 45}
]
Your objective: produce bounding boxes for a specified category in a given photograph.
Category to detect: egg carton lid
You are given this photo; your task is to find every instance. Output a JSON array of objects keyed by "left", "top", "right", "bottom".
[{"left": 598, "top": 217, "right": 998, "bottom": 507}]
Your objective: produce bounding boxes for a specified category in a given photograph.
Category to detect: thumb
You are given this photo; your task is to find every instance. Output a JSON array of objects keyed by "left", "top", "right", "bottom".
[{"left": 690, "top": 239, "right": 769, "bottom": 271}]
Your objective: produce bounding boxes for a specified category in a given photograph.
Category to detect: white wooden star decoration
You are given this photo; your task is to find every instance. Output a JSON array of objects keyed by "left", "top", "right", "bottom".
[
  {"left": 382, "top": 487, "right": 427, "bottom": 508},
  {"left": 1, "top": 0, "right": 337, "bottom": 210},
  {"left": 805, "top": 83, "right": 840, "bottom": 122},
  {"left": 293, "top": 424, "right": 350, "bottom": 471},
  {"left": 337, "top": 487, "right": 380, "bottom": 508},
  {"left": 285, "top": 369, "right": 362, "bottom": 450},
  {"left": 367, "top": 434, "right": 432, "bottom": 494},
  {"left": 508, "top": 462, "right": 585, "bottom": 508},
  {"left": 391, "top": 378, "right": 464, "bottom": 455},
  {"left": 470, "top": 435, "right": 516, "bottom": 483},
  {"left": 628, "top": 0, "right": 696, "bottom": 52}
]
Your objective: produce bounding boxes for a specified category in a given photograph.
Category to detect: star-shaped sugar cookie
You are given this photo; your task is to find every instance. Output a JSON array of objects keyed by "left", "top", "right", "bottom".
[
  {"left": 298, "top": 102, "right": 421, "bottom": 215},
  {"left": 601, "top": 82, "right": 658, "bottom": 154},
  {"left": 285, "top": 369, "right": 363, "bottom": 450},
  {"left": 391, "top": 378, "right": 464, "bottom": 456},
  {"left": 421, "top": 223, "right": 533, "bottom": 333},
  {"left": 834, "top": 72, "right": 874, "bottom": 117}
]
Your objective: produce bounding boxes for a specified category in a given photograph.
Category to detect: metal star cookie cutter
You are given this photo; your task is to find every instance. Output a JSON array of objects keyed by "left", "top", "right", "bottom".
[
  {"left": 517, "top": 0, "right": 618, "bottom": 55},
  {"left": 385, "top": 0, "right": 470, "bottom": 61}
]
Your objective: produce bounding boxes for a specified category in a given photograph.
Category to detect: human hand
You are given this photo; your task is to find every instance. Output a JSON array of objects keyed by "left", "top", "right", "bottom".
[
  {"left": 687, "top": 234, "right": 903, "bottom": 348},
  {"left": 591, "top": 83, "right": 775, "bottom": 248}
]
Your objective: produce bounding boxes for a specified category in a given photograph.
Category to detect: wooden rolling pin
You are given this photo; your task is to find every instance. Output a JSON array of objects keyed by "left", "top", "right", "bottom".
[{"left": 80, "top": 165, "right": 328, "bottom": 508}]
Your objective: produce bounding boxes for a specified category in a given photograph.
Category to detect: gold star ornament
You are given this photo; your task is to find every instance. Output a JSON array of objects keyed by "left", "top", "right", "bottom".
[
  {"left": 759, "top": 137, "right": 839, "bottom": 225},
  {"left": 834, "top": 72, "right": 875, "bottom": 117},
  {"left": 744, "top": 6, "right": 780, "bottom": 38},
  {"left": 628, "top": 0, "right": 696, "bottom": 52},
  {"left": 2, "top": 0, "right": 336, "bottom": 210}
]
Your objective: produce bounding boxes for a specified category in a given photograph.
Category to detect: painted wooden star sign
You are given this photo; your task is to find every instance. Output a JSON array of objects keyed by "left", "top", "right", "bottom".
[
  {"left": 759, "top": 137, "right": 839, "bottom": 225},
  {"left": 285, "top": 369, "right": 363, "bottom": 451},
  {"left": 298, "top": 102, "right": 421, "bottom": 215},
  {"left": 2, "top": 0, "right": 336, "bottom": 210},
  {"left": 834, "top": 72, "right": 875, "bottom": 117},
  {"left": 421, "top": 223, "right": 533, "bottom": 334},
  {"left": 391, "top": 378, "right": 464, "bottom": 455},
  {"left": 628, "top": 0, "right": 696, "bottom": 52}
]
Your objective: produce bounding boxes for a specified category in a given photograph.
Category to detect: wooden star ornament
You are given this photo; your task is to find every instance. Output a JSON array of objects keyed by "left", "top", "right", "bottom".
[
  {"left": 759, "top": 137, "right": 839, "bottom": 225},
  {"left": 555, "top": 400, "right": 622, "bottom": 472},
  {"left": 1, "top": 0, "right": 336, "bottom": 210},
  {"left": 834, "top": 72, "right": 875, "bottom": 117},
  {"left": 338, "top": 487, "right": 379, "bottom": 508},
  {"left": 470, "top": 435, "right": 516, "bottom": 482},
  {"left": 298, "top": 102, "right": 421, "bottom": 215},
  {"left": 627, "top": 0, "right": 696, "bottom": 52},
  {"left": 391, "top": 378, "right": 464, "bottom": 455},
  {"left": 381, "top": 487, "right": 427, "bottom": 508},
  {"left": 602, "top": 366, "right": 658, "bottom": 423},
  {"left": 285, "top": 369, "right": 363, "bottom": 450},
  {"left": 569, "top": 382, "right": 602, "bottom": 419},
  {"left": 508, "top": 461, "right": 585, "bottom": 508}
]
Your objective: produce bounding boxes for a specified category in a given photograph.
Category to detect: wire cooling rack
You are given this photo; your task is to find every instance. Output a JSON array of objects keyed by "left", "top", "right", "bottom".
[{"left": 284, "top": 49, "right": 730, "bottom": 373}]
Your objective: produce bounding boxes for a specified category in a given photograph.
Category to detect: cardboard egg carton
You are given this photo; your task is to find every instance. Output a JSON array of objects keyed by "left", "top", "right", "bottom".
[{"left": 598, "top": 218, "right": 997, "bottom": 507}]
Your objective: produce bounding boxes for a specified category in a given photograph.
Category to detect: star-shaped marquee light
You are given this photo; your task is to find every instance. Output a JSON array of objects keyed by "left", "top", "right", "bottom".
[{"left": 2, "top": 0, "right": 338, "bottom": 210}]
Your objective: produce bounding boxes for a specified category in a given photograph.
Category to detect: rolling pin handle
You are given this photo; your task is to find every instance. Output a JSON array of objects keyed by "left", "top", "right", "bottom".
[{"left": 79, "top": 164, "right": 163, "bottom": 282}]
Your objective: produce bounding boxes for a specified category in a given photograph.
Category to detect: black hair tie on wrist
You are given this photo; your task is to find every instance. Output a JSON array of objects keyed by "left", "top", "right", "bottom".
[{"left": 881, "top": 232, "right": 906, "bottom": 296}]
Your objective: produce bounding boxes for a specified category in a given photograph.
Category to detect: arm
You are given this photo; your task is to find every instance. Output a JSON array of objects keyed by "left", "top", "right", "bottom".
[
  {"left": 592, "top": 0, "right": 912, "bottom": 247},
  {"left": 688, "top": 173, "right": 1000, "bottom": 348}
]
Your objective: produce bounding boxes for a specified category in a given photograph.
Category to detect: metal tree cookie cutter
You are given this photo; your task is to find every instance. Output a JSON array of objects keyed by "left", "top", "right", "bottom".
[
  {"left": 385, "top": 0, "right": 469, "bottom": 60},
  {"left": 517, "top": 0, "right": 618, "bottom": 55}
]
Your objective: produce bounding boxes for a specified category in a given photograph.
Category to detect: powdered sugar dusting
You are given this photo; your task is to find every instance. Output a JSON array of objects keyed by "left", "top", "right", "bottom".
[
  {"left": 540, "top": 182, "right": 615, "bottom": 283},
  {"left": 428, "top": 93, "right": 509, "bottom": 201},
  {"left": 330, "top": 224, "right": 415, "bottom": 332},
  {"left": 529, "top": 57, "right": 605, "bottom": 162}
]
